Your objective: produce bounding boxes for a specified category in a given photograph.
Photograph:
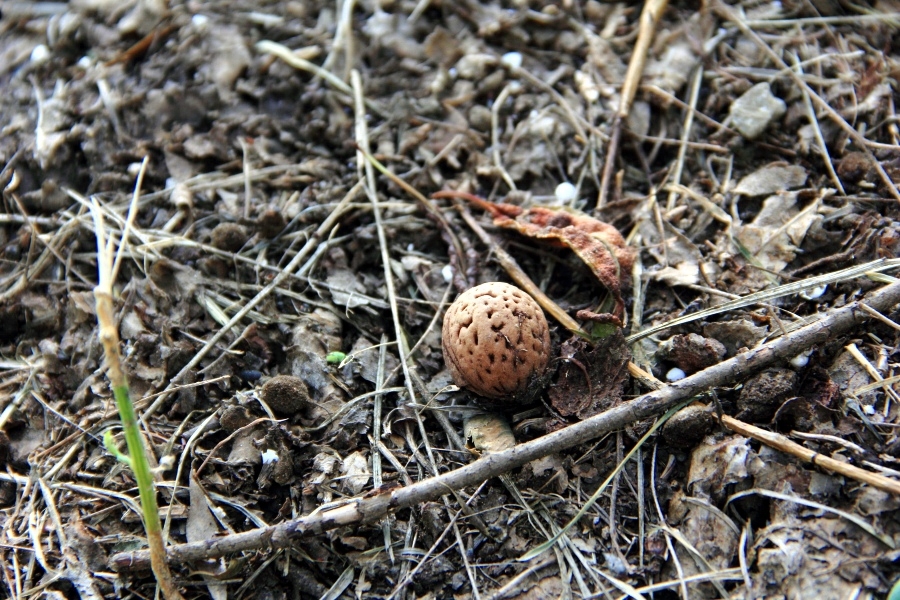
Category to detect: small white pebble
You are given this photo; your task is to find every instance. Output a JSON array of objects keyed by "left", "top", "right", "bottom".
[
  {"left": 448, "top": 67, "right": 458, "bottom": 79},
  {"left": 191, "top": 14, "right": 209, "bottom": 29},
  {"left": 441, "top": 264, "right": 453, "bottom": 283},
  {"left": 863, "top": 404, "right": 876, "bottom": 416},
  {"left": 666, "top": 367, "right": 686, "bottom": 382},
  {"left": 76, "top": 56, "right": 92, "bottom": 69},
  {"left": 790, "top": 349, "right": 811, "bottom": 368},
  {"left": 604, "top": 552, "right": 628, "bottom": 577},
  {"left": 501, "top": 52, "right": 522, "bottom": 70},
  {"left": 261, "top": 449, "right": 279, "bottom": 464},
  {"left": 31, "top": 44, "right": 50, "bottom": 65},
  {"left": 407, "top": 243, "right": 415, "bottom": 252},
  {"left": 800, "top": 285, "right": 827, "bottom": 300},
  {"left": 555, "top": 182, "right": 577, "bottom": 204}
]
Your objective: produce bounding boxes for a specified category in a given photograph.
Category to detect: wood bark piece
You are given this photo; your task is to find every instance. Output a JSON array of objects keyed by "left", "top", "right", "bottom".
[{"left": 109, "top": 281, "right": 900, "bottom": 571}]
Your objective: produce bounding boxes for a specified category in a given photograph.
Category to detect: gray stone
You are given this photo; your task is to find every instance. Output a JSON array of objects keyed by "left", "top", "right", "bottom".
[{"left": 729, "top": 82, "right": 787, "bottom": 139}]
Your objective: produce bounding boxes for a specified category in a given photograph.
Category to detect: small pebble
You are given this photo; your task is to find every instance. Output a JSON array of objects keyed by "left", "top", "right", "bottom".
[
  {"left": 729, "top": 82, "right": 786, "bottom": 140},
  {"left": 800, "top": 285, "right": 827, "bottom": 300},
  {"left": 666, "top": 367, "right": 686, "bottom": 381},
  {"left": 790, "top": 349, "right": 812, "bottom": 368},
  {"left": 554, "top": 182, "right": 577, "bottom": 204},
  {"left": 441, "top": 264, "right": 453, "bottom": 283},
  {"left": 468, "top": 104, "right": 493, "bottom": 131},
  {"left": 261, "top": 449, "right": 279, "bottom": 464},
  {"left": 192, "top": 14, "right": 209, "bottom": 29},
  {"left": 31, "top": 44, "right": 50, "bottom": 65},
  {"left": 501, "top": 52, "right": 523, "bottom": 70}
]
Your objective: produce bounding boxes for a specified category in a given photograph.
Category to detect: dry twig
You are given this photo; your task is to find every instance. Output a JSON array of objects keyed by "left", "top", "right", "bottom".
[
  {"left": 598, "top": 0, "right": 669, "bottom": 208},
  {"left": 721, "top": 415, "right": 900, "bottom": 496},
  {"left": 109, "top": 281, "right": 900, "bottom": 570}
]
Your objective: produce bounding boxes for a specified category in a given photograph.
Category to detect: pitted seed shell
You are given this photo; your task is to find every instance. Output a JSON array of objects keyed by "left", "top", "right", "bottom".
[{"left": 442, "top": 282, "right": 550, "bottom": 399}]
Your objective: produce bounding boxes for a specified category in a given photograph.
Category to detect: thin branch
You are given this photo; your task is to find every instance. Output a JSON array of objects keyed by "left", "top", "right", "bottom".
[
  {"left": 109, "top": 280, "right": 900, "bottom": 570},
  {"left": 598, "top": 0, "right": 669, "bottom": 208}
]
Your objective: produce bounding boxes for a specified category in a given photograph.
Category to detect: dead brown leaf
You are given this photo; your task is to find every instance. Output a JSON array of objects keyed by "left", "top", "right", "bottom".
[
  {"left": 434, "top": 191, "right": 635, "bottom": 315},
  {"left": 548, "top": 332, "right": 631, "bottom": 419}
]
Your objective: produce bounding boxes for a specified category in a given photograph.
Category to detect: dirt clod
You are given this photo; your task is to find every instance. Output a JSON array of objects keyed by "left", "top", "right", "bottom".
[
  {"left": 260, "top": 375, "right": 313, "bottom": 417},
  {"left": 210, "top": 223, "right": 249, "bottom": 252},
  {"left": 657, "top": 333, "right": 727, "bottom": 374},
  {"left": 662, "top": 403, "right": 718, "bottom": 447},
  {"left": 836, "top": 152, "right": 874, "bottom": 184},
  {"left": 737, "top": 368, "right": 798, "bottom": 423},
  {"left": 220, "top": 405, "right": 254, "bottom": 432},
  {"left": 257, "top": 208, "right": 287, "bottom": 239}
]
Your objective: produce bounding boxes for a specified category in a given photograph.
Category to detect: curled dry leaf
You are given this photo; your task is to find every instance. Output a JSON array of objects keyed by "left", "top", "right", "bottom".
[{"left": 434, "top": 191, "right": 635, "bottom": 316}]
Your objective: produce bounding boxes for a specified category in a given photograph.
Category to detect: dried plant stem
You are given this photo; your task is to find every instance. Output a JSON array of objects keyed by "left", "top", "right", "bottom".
[
  {"left": 721, "top": 416, "right": 900, "bottom": 495},
  {"left": 90, "top": 199, "right": 184, "bottom": 600},
  {"left": 95, "top": 293, "right": 184, "bottom": 600},
  {"left": 109, "top": 281, "right": 900, "bottom": 571},
  {"left": 598, "top": 0, "right": 669, "bottom": 208}
]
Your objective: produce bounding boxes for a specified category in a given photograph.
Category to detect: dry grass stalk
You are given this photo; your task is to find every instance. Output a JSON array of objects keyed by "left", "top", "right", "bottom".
[
  {"left": 89, "top": 191, "right": 184, "bottom": 600},
  {"left": 598, "top": 0, "right": 669, "bottom": 207}
]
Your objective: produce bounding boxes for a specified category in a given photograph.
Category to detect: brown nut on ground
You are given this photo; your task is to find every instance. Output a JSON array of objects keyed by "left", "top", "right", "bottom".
[{"left": 442, "top": 282, "right": 550, "bottom": 400}]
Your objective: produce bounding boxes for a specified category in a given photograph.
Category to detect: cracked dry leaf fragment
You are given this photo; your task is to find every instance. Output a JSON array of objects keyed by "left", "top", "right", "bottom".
[
  {"left": 341, "top": 450, "right": 370, "bottom": 495},
  {"left": 736, "top": 193, "right": 819, "bottom": 273}
]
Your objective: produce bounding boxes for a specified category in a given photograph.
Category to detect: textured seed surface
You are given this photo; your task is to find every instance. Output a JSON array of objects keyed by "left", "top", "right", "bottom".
[{"left": 442, "top": 282, "right": 550, "bottom": 399}]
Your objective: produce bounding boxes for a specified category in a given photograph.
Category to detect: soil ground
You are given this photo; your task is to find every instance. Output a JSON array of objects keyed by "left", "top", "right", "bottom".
[{"left": 2, "top": 0, "right": 900, "bottom": 598}]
